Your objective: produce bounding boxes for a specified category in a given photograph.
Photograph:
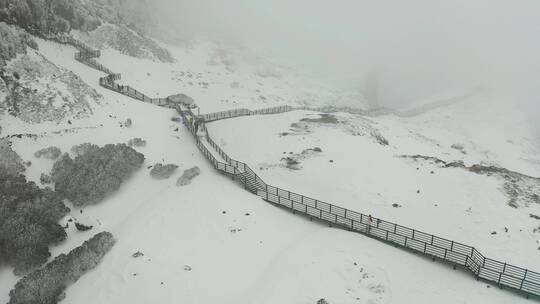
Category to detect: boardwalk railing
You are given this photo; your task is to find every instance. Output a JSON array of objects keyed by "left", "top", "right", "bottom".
[
  {"left": 52, "top": 32, "right": 540, "bottom": 299},
  {"left": 42, "top": 33, "right": 176, "bottom": 108},
  {"left": 201, "top": 105, "right": 293, "bottom": 122},
  {"left": 177, "top": 104, "right": 540, "bottom": 299}
]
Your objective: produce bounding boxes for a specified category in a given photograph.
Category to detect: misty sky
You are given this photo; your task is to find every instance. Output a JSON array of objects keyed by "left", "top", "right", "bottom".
[{"left": 155, "top": 0, "right": 539, "bottom": 109}]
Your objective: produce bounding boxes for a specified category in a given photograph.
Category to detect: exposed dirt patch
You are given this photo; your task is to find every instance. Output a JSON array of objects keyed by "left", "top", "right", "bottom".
[
  {"left": 287, "top": 114, "right": 389, "bottom": 146},
  {"left": 300, "top": 114, "right": 339, "bottom": 124},
  {"left": 400, "top": 154, "right": 540, "bottom": 208}
]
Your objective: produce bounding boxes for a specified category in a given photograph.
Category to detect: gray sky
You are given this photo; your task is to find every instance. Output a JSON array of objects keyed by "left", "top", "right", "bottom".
[{"left": 154, "top": 0, "right": 540, "bottom": 109}]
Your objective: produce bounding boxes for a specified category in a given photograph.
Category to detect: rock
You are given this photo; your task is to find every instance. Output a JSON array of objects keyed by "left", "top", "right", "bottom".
[
  {"left": 313, "top": 147, "right": 322, "bottom": 152},
  {"left": 184, "top": 265, "right": 192, "bottom": 271},
  {"left": 392, "top": 203, "right": 402, "bottom": 208},
  {"left": 149, "top": 163, "right": 178, "bottom": 179},
  {"left": 282, "top": 157, "right": 301, "bottom": 170},
  {"left": 34, "top": 146, "right": 62, "bottom": 160},
  {"left": 132, "top": 251, "right": 144, "bottom": 258},
  {"left": 51, "top": 144, "right": 145, "bottom": 206},
  {"left": 317, "top": 299, "right": 329, "bottom": 304},
  {"left": 124, "top": 118, "right": 132, "bottom": 127},
  {"left": 127, "top": 137, "right": 146, "bottom": 147},
  {"left": 370, "top": 130, "right": 389, "bottom": 146},
  {"left": 176, "top": 167, "right": 201, "bottom": 186},
  {"left": 451, "top": 143, "right": 465, "bottom": 151},
  {"left": 74, "top": 222, "right": 93, "bottom": 231}
]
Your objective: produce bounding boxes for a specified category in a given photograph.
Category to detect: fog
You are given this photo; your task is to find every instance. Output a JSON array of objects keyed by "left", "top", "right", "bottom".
[{"left": 153, "top": 0, "right": 539, "bottom": 111}]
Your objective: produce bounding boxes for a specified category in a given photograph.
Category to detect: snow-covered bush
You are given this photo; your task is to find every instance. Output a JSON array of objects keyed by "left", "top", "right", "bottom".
[
  {"left": 0, "top": 0, "right": 102, "bottom": 35},
  {"left": 150, "top": 163, "right": 178, "bottom": 179},
  {"left": 0, "top": 22, "right": 37, "bottom": 67},
  {"left": 70, "top": 142, "right": 99, "bottom": 156},
  {"left": 177, "top": 166, "right": 201, "bottom": 186},
  {"left": 34, "top": 146, "right": 62, "bottom": 159},
  {"left": 0, "top": 172, "right": 69, "bottom": 274},
  {"left": 77, "top": 23, "right": 174, "bottom": 63},
  {"left": 2, "top": 52, "right": 101, "bottom": 123},
  {"left": 0, "top": 139, "right": 25, "bottom": 175},
  {"left": 51, "top": 144, "right": 145, "bottom": 206},
  {"left": 8, "top": 232, "right": 115, "bottom": 304},
  {"left": 40, "top": 173, "right": 52, "bottom": 184},
  {"left": 127, "top": 137, "right": 146, "bottom": 147}
]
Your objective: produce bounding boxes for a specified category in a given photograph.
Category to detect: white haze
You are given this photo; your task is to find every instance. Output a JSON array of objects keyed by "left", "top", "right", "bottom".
[{"left": 152, "top": 0, "right": 539, "bottom": 114}]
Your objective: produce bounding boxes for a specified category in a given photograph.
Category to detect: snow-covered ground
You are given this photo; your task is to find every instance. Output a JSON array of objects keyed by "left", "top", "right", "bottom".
[
  {"left": 1, "top": 36, "right": 538, "bottom": 304},
  {"left": 207, "top": 100, "right": 540, "bottom": 270}
]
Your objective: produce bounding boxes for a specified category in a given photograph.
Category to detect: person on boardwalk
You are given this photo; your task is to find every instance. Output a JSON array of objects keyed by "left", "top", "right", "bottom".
[
  {"left": 194, "top": 118, "right": 200, "bottom": 134},
  {"left": 195, "top": 118, "right": 206, "bottom": 137},
  {"left": 367, "top": 214, "right": 373, "bottom": 233},
  {"left": 186, "top": 115, "right": 193, "bottom": 130}
]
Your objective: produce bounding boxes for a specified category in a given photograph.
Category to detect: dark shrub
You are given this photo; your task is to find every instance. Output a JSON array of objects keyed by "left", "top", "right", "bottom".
[
  {"left": 8, "top": 232, "right": 115, "bottom": 304},
  {"left": 51, "top": 144, "right": 144, "bottom": 206},
  {"left": 0, "top": 172, "right": 69, "bottom": 274}
]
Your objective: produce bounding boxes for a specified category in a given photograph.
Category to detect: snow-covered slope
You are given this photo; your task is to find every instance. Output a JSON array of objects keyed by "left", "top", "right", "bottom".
[
  {"left": 1, "top": 32, "right": 538, "bottom": 304},
  {"left": 207, "top": 99, "right": 540, "bottom": 270}
]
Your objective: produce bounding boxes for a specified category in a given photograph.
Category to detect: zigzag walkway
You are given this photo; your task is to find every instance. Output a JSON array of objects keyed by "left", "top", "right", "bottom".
[{"left": 49, "top": 33, "right": 539, "bottom": 300}]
